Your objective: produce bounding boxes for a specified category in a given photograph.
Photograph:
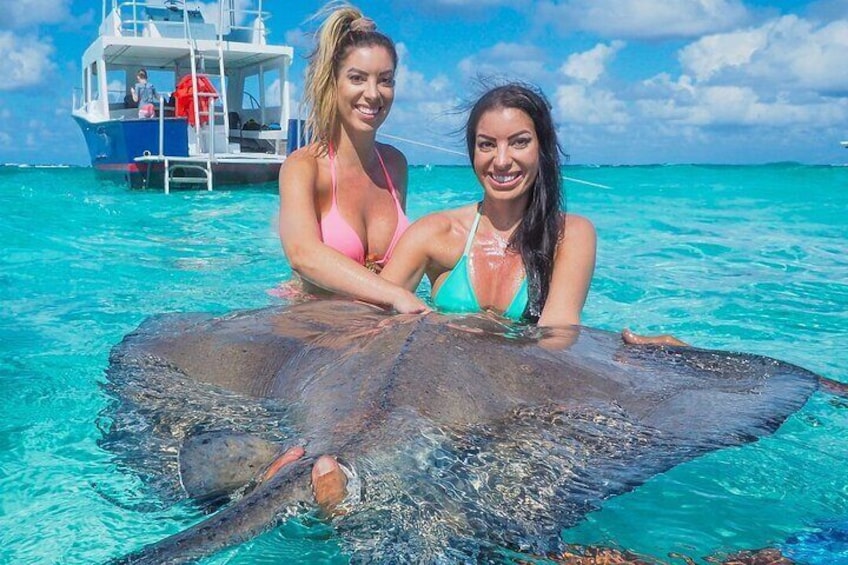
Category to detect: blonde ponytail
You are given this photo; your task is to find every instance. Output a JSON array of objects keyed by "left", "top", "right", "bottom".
[{"left": 303, "top": 2, "right": 397, "bottom": 146}]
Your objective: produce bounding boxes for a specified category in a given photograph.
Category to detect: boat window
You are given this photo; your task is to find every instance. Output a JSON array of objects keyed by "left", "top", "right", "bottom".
[
  {"left": 105, "top": 70, "right": 126, "bottom": 104},
  {"left": 263, "top": 68, "right": 281, "bottom": 108},
  {"left": 144, "top": 70, "right": 176, "bottom": 102},
  {"left": 86, "top": 62, "right": 97, "bottom": 101},
  {"left": 241, "top": 69, "right": 281, "bottom": 111},
  {"left": 243, "top": 75, "right": 261, "bottom": 110}
]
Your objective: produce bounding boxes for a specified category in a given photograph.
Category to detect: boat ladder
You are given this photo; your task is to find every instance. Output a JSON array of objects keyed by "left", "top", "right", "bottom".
[{"left": 164, "top": 158, "right": 213, "bottom": 194}]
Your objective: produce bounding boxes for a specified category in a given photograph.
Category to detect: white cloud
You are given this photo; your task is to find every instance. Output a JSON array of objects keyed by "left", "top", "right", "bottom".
[
  {"left": 554, "top": 84, "right": 630, "bottom": 126},
  {"left": 458, "top": 42, "right": 550, "bottom": 83},
  {"left": 284, "top": 28, "right": 313, "bottom": 51},
  {"left": 610, "top": 12, "right": 848, "bottom": 140},
  {"left": 677, "top": 28, "right": 764, "bottom": 82},
  {"left": 560, "top": 41, "right": 625, "bottom": 84},
  {"left": 0, "top": 32, "right": 57, "bottom": 90},
  {"left": 413, "top": 0, "right": 532, "bottom": 16},
  {"left": 680, "top": 15, "right": 848, "bottom": 93},
  {"left": 1, "top": 0, "right": 74, "bottom": 29},
  {"left": 433, "top": 0, "right": 515, "bottom": 4},
  {"left": 373, "top": 43, "right": 466, "bottom": 160},
  {"left": 636, "top": 73, "right": 848, "bottom": 129},
  {"left": 538, "top": 0, "right": 751, "bottom": 40},
  {"left": 395, "top": 42, "right": 450, "bottom": 102}
]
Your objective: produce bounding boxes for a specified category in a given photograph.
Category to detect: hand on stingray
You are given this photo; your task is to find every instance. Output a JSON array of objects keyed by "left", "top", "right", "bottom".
[
  {"left": 264, "top": 448, "right": 348, "bottom": 516},
  {"left": 621, "top": 328, "right": 689, "bottom": 347},
  {"left": 390, "top": 291, "right": 431, "bottom": 315},
  {"left": 538, "top": 326, "right": 581, "bottom": 351},
  {"left": 261, "top": 446, "right": 306, "bottom": 482},
  {"left": 311, "top": 455, "right": 349, "bottom": 516}
]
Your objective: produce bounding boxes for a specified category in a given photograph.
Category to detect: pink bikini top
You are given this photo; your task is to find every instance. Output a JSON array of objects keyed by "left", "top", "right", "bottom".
[{"left": 319, "top": 145, "right": 410, "bottom": 267}]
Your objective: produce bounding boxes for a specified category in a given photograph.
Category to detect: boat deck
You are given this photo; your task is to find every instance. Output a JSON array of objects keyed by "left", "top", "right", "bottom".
[
  {"left": 134, "top": 153, "right": 285, "bottom": 165},
  {"left": 134, "top": 152, "right": 285, "bottom": 192}
]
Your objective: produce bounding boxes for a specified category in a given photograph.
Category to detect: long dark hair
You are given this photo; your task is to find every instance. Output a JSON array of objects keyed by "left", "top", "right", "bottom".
[{"left": 464, "top": 83, "right": 564, "bottom": 321}]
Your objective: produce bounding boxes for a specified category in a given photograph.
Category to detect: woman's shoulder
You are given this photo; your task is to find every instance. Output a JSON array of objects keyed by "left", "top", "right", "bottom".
[
  {"left": 375, "top": 142, "right": 408, "bottom": 165},
  {"left": 398, "top": 206, "right": 475, "bottom": 263},
  {"left": 562, "top": 212, "right": 595, "bottom": 236},
  {"left": 279, "top": 144, "right": 333, "bottom": 197},
  {"left": 557, "top": 212, "right": 596, "bottom": 254},
  {"left": 375, "top": 143, "right": 409, "bottom": 179},
  {"left": 280, "top": 144, "right": 327, "bottom": 175},
  {"left": 287, "top": 143, "right": 327, "bottom": 163},
  {"left": 413, "top": 204, "right": 476, "bottom": 236}
]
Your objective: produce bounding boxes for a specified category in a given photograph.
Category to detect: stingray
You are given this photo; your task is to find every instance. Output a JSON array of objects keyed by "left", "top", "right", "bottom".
[{"left": 101, "top": 299, "right": 821, "bottom": 564}]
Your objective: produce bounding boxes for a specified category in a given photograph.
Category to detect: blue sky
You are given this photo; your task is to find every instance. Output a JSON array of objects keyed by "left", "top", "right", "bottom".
[{"left": 1, "top": 0, "right": 847, "bottom": 165}]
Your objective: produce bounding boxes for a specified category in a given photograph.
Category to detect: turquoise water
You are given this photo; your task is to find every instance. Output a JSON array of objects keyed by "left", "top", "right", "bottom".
[{"left": 1, "top": 163, "right": 846, "bottom": 563}]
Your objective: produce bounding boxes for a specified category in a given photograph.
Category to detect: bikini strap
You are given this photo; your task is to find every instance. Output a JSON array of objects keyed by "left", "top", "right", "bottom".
[
  {"left": 463, "top": 209, "right": 483, "bottom": 257},
  {"left": 329, "top": 144, "right": 398, "bottom": 212},
  {"left": 327, "top": 143, "right": 338, "bottom": 201},
  {"left": 374, "top": 148, "right": 399, "bottom": 198}
]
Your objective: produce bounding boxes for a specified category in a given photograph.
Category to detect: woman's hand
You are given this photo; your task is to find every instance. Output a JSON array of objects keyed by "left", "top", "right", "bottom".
[
  {"left": 621, "top": 328, "right": 689, "bottom": 347},
  {"left": 390, "top": 288, "right": 430, "bottom": 314}
]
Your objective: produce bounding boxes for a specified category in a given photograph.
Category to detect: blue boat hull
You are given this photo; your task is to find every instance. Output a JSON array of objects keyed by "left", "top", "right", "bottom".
[{"left": 72, "top": 116, "right": 281, "bottom": 189}]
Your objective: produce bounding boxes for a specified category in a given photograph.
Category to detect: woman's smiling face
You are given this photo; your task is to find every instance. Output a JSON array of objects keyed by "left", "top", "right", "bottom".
[
  {"left": 472, "top": 106, "right": 540, "bottom": 204},
  {"left": 335, "top": 45, "right": 396, "bottom": 134}
]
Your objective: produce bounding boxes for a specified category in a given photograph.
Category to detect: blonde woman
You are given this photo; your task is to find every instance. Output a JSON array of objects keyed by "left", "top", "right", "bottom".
[
  {"left": 278, "top": 3, "right": 427, "bottom": 313},
  {"left": 276, "top": 1, "right": 428, "bottom": 512}
]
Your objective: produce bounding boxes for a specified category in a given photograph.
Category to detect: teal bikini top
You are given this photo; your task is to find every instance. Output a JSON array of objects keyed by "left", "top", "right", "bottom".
[{"left": 432, "top": 210, "right": 529, "bottom": 321}]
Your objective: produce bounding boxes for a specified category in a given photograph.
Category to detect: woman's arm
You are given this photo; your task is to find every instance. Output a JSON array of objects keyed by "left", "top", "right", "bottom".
[
  {"left": 278, "top": 148, "right": 427, "bottom": 313},
  {"left": 379, "top": 214, "right": 448, "bottom": 291},
  {"left": 621, "top": 329, "right": 689, "bottom": 346},
  {"left": 533, "top": 212, "right": 686, "bottom": 343},
  {"left": 537, "top": 214, "right": 597, "bottom": 327}
]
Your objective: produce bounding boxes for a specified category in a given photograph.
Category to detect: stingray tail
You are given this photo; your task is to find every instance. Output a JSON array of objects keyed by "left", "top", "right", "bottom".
[{"left": 111, "top": 459, "right": 313, "bottom": 565}]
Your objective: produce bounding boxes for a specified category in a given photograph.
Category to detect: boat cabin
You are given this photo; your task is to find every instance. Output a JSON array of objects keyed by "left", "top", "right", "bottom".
[{"left": 72, "top": 0, "right": 298, "bottom": 190}]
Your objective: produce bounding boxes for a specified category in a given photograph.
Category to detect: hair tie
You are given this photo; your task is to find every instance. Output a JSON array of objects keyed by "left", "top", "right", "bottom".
[{"left": 349, "top": 16, "right": 376, "bottom": 33}]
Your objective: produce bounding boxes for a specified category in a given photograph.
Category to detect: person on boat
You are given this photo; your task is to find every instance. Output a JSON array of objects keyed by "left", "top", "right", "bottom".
[
  {"left": 131, "top": 68, "right": 158, "bottom": 119},
  {"left": 277, "top": 3, "right": 428, "bottom": 314}
]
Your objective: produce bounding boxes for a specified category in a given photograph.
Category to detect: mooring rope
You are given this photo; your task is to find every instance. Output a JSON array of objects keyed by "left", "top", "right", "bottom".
[{"left": 378, "top": 131, "right": 613, "bottom": 190}]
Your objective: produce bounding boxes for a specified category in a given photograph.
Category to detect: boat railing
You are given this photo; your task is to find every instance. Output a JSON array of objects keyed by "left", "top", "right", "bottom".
[
  {"left": 103, "top": 0, "right": 271, "bottom": 43},
  {"left": 196, "top": 92, "right": 225, "bottom": 155},
  {"left": 73, "top": 86, "right": 143, "bottom": 115}
]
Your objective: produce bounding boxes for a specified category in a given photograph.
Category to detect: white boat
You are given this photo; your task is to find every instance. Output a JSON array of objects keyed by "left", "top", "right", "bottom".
[
  {"left": 72, "top": 0, "right": 304, "bottom": 192},
  {"left": 841, "top": 141, "right": 848, "bottom": 149}
]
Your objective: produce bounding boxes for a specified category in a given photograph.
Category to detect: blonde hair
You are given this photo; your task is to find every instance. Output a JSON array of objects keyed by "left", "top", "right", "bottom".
[{"left": 303, "top": 2, "right": 397, "bottom": 146}]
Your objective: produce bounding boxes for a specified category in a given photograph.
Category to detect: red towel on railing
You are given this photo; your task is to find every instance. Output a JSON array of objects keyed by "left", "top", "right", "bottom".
[{"left": 174, "top": 74, "right": 218, "bottom": 127}]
